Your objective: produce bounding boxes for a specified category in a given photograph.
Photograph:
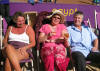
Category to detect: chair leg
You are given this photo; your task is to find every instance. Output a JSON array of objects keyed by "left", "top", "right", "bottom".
[
  {"left": 73, "top": 67, "right": 75, "bottom": 71},
  {"left": 21, "top": 61, "right": 34, "bottom": 71},
  {"left": 22, "top": 65, "right": 26, "bottom": 71},
  {"left": 54, "top": 67, "right": 56, "bottom": 71},
  {"left": 31, "top": 60, "right": 34, "bottom": 71},
  {"left": 0, "top": 61, "right": 4, "bottom": 71},
  {"left": 37, "top": 50, "right": 40, "bottom": 71},
  {"left": 23, "top": 66, "right": 27, "bottom": 71},
  {"left": 25, "top": 62, "right": 28, "bottom": 68},
  {"left": 22, "top": 67, "right": 24, "bottom": 71},
  {"left": 21, "top": 62, "right": 28, "bottom": 71},
  {"left": 86, "top": 64, "right": 98, "bottom": 71}
]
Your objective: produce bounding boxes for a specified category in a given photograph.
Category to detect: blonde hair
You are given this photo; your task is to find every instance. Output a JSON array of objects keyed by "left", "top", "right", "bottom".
[
  {"left": 13, "top": 11, "right": 26, "bottom": 23},
  {"left": 74, "top": 11, "right": 84, "bottom": 19}
]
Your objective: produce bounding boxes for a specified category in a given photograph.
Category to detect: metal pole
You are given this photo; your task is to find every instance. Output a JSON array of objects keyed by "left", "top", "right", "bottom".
[
  {"left": 95, "top": 10, "right": 97, "bottom": 29},
  {"left": 0, "top": 16, "right": 3, "bottom": 49}
]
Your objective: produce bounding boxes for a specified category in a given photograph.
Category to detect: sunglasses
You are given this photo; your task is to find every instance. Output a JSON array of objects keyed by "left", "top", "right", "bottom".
[{"left": 53, "top": 16, "right": 61, "bottom": 19}]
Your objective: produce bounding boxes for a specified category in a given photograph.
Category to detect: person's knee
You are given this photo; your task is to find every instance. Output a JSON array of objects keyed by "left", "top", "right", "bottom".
[
  {"left": 72, "top": 51, "right": 85, "bottom": 58},
  {"left": 46, "top": 55, "right": 54, "bottom": 61},
  {"left": 43, "top": 55, "right": 54, "bottom": 65},
  {"left": 7, "top": 45, "right": 13, "bottom": 49},
  {"left": 72, "top": 51, "right": 86, "bottom": 62},
  {"left": 5, "top": 45, "right": 14, "bottom": 52},
  {"left": 5, "top": 58, "right": 9, "bottom": 61},
  {"left": 5, "top": 58, "right": 10, "bottom": 65}
]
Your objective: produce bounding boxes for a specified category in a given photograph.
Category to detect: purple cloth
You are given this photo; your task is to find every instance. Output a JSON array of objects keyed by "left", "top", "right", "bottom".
[
  {"left": 3, "top": 18, "right": 8, "bottom": 35},
  {"left": 84, "top": 21, "right": 88, "bottom": 26},
  {"left": 97, "top": 12, "right": 100, "bottom": 29},
  {"left": 8, "top": 41, "right": 34, "bottom": 60}
]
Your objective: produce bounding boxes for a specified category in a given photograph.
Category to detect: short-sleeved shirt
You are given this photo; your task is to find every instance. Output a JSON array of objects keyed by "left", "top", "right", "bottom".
[
  {"left": 39, "top": 24, "right": 67, "bottom": 40},
  {"left": 39, "top": 24, "right": 67, "bottom": 48},
  {"left": 67, "top": 25, "right": 97, "bottom": 57}
]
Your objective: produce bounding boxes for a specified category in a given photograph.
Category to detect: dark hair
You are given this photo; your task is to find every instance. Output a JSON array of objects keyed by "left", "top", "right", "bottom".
[
  {"left": 74, "top": 11, "right": 84, "bottom": 18},
  {"left": 12, "top": 11, "right": 26, "bottom": 23}
]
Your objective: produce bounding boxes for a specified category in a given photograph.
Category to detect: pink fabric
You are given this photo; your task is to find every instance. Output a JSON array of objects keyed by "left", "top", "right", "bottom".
[
  {"left": 39, "top": 24, "right": 69, "bottom": 71},
  {"left": 97, "top": 12, "right": 100, "bottom": 29}
]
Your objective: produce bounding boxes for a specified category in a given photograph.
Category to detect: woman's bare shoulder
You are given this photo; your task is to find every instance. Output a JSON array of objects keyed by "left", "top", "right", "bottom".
[
  {"left": 7, "top": 26, "right": 12, "bottom": 30},
  {"left": 27, "top": 25, "right": 33, "bottom": 30},
  {"left": 26, "top": 25, "right": 35, "bottom": 33}
]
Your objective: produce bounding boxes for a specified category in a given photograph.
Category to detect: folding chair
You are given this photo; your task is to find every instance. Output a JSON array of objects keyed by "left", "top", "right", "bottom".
[
  {"left": 0, "top": 15, "right": 5, "bottom": 71},
  {"left": 82, "top": 15, "right": 100, "bottom": 70},
  {"left": 95, "top": 10, "right": 100, "bottom": 50},
  {"left": 84, "top": 18, "right": 96, "bottom": 33},
  {"left": 94, "top": 10, "right": 100, "bottom": 36},
  {"left": 20, "top": 56, "right": 34, "bottom": 71},
  {"left": 84, "top": 18, "right": 100, "bottom": 70},
  {"left": 34, "top": 11, "right": 52, "bottom": 71},
  {"left": 95, "top": 10, "right": 100, "bottom": 30},
  {"left": 19, "top": 13, "right": 35, "bottom": 71},
  {"left": 2, "top": 18, "right": 7, "bottom": 36}
]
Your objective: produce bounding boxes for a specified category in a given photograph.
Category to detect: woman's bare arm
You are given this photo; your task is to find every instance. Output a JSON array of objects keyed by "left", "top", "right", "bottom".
[
  {"left": 3, "top": 26, "right": 11, "bottom": 47},
  {"left": 38, "top": 32, "right": 49, "bottom": 43},
  {"left": 25, "top": 25, "right": 36, "bottom": 49}
]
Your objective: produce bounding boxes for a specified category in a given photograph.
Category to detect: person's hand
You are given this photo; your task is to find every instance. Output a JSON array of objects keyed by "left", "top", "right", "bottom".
[
  {"left": 18, "top": 47, "right": 27, "bottom": 56},
  {"left": 92, "top": 47, "right": 99, "bottom": 52},
  {"left": 63, "top": 33, "right": 69, "bottom": 40},
  {"left": 55, "top": 37, "right": 64, "bottom": 44},
  {"left": 3, "top": 43, "right": 9, "bottom": 48},
  {"left": 45, "top": 39, "right": 51, "bottom": 43},
  {"left": 59, "top": 35, "right": 70, "bottom": 47},
  {"left": 3, "top": 43, "right": 11, "bottom": 50},
  {"left": 47, "top": 32, "right": 56, "bottom": 39},
  {"left": 62, "top": 29, "right": 69, "bottom": 40},
  {"left": 63, "top": 39, "right": 70, "bottom": 47}
]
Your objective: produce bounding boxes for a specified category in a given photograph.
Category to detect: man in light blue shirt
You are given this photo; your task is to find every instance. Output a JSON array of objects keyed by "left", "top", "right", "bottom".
[{"left": 67, "top": 11, "right": 100, "bottom": 71}]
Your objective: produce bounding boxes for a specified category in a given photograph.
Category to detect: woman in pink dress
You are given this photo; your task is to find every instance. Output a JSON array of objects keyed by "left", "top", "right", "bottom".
[{"left": 39, "top": 10, "right": 70, "bottom": 71}]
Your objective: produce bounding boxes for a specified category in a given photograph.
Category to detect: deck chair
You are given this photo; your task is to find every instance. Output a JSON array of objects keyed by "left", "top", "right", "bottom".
[
  {"left": 0, "top": 18, "right": 8, "bottom": 71},
  {"left": 0, "top": 16, "right": 5, "bottom": 71},
  {"left": 95, "top": 10, "right": 100, "bottom": 30},
  {"left": 83, "top": 19, "right": 98, "bottom": 70},
  {"left": 34, "top": 11, "right": 52, "bottom": 71},
  {"left": 1, "top": 16, "right": 34, "bottom": 71},
  {"left": 82, "top": 19, "right": 100, "bottom": 71},
  {"left": 94, "top": 10, "right": 100, "bottom": 36},
  {"left": 84, "top": 18, "right": 95, "bottom": 33},
  {"left": 95, "top": 10, "right": 100, "bottom": 50}
]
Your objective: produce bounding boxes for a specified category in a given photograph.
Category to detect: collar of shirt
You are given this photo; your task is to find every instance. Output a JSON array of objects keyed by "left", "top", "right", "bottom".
[{"left": 71, "top": 25, "right": 84, "bottom": 32}]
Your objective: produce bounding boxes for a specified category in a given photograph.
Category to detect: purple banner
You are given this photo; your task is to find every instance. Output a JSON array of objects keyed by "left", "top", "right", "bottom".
[{"left": 10, "top": 3, "right": 100, "bottom": 28}]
